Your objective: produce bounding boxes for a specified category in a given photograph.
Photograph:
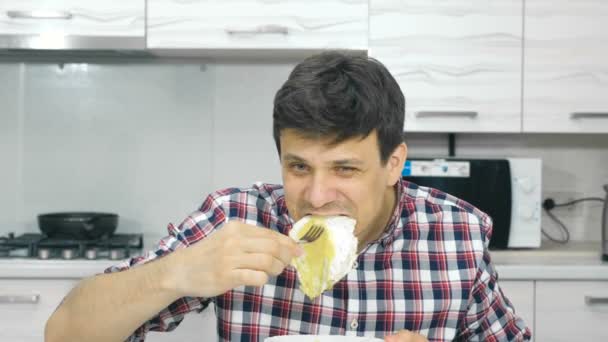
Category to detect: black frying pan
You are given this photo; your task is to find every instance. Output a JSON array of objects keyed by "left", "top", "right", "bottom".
[{"left": 38, "top": 212, "right": 119, "bottom": 240}]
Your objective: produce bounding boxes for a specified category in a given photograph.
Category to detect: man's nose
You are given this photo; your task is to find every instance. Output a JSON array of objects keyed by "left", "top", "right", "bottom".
[{"left": 305, "top": 173, "right": 337, "bottom": 209}]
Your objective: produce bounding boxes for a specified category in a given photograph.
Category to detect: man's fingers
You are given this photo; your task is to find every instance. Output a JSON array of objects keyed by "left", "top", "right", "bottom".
[
  {"left": 230, "top": 269, "right": 270, "bottom": 287},
  {"left": 233, "top": 253, "right": 288, "bottom": 276},
  {"left": 234, "top": 223, "right": 299, "bottom": 250},
  {"left": 384, "top": 330, "right": 428, "bottom": 342},
  {"left": 212, "top": 222, "right": 304, "bottom": 290},
  {"left": 240, "top": 238, "right": 299, "bottom": 266}
]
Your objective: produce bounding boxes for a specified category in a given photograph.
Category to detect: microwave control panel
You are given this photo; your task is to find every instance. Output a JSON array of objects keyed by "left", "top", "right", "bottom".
[{"left": 402, "top": 159, "right": 470, "bottom": 178}]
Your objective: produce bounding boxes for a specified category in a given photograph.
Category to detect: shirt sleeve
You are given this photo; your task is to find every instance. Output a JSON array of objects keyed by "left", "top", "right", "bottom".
[
  {"left": 456, "top": 218, "right": 532, "bottom": 341},
  {"left": 104, "top": 193, "right": 228, "bottom": 342}
]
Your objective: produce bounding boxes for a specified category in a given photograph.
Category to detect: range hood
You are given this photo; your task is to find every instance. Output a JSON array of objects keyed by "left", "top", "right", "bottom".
[
  {"left": 0, "top": 6, "right": 148, "bottom": 57},
  {"left": 0, "top": 33, "right": 145, "bottom": 50},
  {"left": 0, "top": 35, "right": 151, "bottom": 59}
]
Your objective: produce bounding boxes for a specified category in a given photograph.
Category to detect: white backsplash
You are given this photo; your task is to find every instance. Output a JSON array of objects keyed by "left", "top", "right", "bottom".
[
  {"left": 1, "top": 62, "right": 218, "bottom": 235},
  {"left": 1, "top": 60, "right": 606, "bottom": 242}
]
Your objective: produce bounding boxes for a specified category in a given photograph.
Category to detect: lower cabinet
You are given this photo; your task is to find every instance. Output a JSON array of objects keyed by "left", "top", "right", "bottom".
[
  {"left": 0, "top": 278, "right": 79, "bottom": 341},
  {"left": 535, "top": 281, "right": 608, "bottom": 342},
  {"left": 2, "top": 277, "right": 607, "bottom": 341},
  {"left": 0, "top": 277, "right": 217, "bottom": 342}
]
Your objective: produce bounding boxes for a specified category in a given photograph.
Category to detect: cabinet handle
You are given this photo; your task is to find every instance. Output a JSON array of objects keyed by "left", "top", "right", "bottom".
[
  {"left": 0, "top": 294, "right": 40, "bottom": 304},
  {"left": 415, "top": 111, "right": 478, "bottom": 118},
  {"left": 226, "top": 24, "right": 289, "bottom": 35},
  {"left": 570, "top": 112, "right": 608, "bottom": 119},
  {"left": 585, "top": 296, "right": 608, "bottom": 306},
  {"left": 6, "top": 10, "right": 73, "bottom": 20}
]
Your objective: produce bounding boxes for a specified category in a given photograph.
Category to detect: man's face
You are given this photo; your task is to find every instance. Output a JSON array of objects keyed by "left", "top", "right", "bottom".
[{"left": 279, "top": 129, "right": 406, "bottom": 240}]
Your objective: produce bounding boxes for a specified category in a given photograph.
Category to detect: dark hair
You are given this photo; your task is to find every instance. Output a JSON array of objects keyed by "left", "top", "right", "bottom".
[{"left": 272, "top": 51, "right": 405, "bottom": 164}]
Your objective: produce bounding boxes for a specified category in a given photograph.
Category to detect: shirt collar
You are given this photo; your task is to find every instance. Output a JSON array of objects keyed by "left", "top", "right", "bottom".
[{"left": 375, "top": 179, "right": 406, "bottom": 248}]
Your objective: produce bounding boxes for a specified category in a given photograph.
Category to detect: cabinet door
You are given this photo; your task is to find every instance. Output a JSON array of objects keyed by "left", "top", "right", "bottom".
[
  {"left": 498, "top": 280, "right": 535, "bottom": 337},
  {"left": 535, "top": 281, "right": 608, "bottom": 341},
  {"left": 370, "top": 0, "right": 523, "bottom": 133},
  {"left": 0, "top": 279, "right": 78, "bottom": 341},
  {"left": 147, "top": 0, "right": 368, "bottom": 51},
  {"left": 523, "top": 0, "right": 608, "bottom": 133},
  {"left": 0, "top": 0, "right": 144, "bottom": 36}
]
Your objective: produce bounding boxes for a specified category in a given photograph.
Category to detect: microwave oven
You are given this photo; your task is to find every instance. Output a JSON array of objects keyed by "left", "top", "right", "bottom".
[{"left": 402, "top": 158, "right": 542, "bottom": 249}]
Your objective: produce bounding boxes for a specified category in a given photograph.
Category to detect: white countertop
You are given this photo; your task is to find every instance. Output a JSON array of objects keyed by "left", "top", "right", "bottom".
[
  {"left": 492, "top": 240, "right": 608, "bottom": 280},
  {"left": 1, "top": 241, "right": 607, "bottom": 280},
  {"left": 0, "top": 259, "right": 116, "bottom": 279}
]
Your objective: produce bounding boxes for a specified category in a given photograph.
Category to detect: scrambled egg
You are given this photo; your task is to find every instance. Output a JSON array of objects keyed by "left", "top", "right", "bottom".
[{"left": 289, "top": 215, "right": 358, "bottom": 300}]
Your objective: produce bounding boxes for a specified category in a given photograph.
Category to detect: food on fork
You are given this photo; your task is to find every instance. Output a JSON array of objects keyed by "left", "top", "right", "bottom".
[{"left": 289, "top": 215, "right": 358, "bottom": 299}]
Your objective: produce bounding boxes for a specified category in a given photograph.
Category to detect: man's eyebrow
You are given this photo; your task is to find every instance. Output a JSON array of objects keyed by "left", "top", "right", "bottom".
[
  {"left": 283, "top": 154, "right": 364, "bottom": 166},
  {"left": 332, "top": 159, "right": 364, "bottom": 166},
  {"left": 282, "top": 154, "right": 307, "bottom": 163}
]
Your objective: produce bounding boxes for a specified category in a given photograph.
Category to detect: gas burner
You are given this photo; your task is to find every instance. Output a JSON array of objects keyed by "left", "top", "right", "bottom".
[
  {"left": 85, "top": 248, "right": 98, "bottom": 260},
  {"left": 0, "top": 246, "right": 11, "bottom": 258},
  {"left": 109, "top": 249, "right": 126, "bottom": 260},
  {"left": 0, "top": 233, "right": 143, "bottom": 260},
  {"left": 38, "top": 248, "right": 51, "bottom": 260},
  {"left": 61, "top": 248, "right": 78, "bottom": 260}
]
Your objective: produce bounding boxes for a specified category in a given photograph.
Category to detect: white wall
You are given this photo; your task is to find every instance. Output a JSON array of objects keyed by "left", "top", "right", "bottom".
[
  {"left": 210, "top": 62, "right": 294, "bottom": 190},
  {"left": 0, "top": 60, "right": 606, "bottom": 242},
  {"left": 0, "top": 61, "right": 219, "bottom": 237},
  {"left": 0, "top": 64, "right": 21, "bottom": 231}
]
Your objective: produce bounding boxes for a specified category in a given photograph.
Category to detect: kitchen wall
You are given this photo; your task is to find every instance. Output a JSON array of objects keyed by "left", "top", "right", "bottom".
[
  {"left": 1, "top": 60, "right": 607, "bottom": 242},
  {"left": 0, "top": 61, "right": 218, "bottom": 238}
]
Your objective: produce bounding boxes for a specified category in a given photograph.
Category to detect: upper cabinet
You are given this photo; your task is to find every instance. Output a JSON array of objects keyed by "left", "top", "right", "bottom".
[
  {"left": 0, "top": 0, "right": 145, "bottom": 49},
  {"left": 370, "top": 0, "right": 523, "bottom": 133},
  {"left": 147, "top": 0, "right": 368, "bottom": 52},
  {"left": 523, "top": 0, "right": 608, "bottom": 133}
]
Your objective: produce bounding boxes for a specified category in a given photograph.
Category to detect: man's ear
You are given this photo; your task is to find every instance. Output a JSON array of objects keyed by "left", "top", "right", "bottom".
[{"left": 386, "top": 143, "right": 407, "bottom": 186}]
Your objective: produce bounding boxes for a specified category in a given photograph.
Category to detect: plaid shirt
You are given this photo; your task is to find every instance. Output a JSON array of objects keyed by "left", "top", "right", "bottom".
[{"left": 106, "top": 180, "right": 531, "bottom": 341}]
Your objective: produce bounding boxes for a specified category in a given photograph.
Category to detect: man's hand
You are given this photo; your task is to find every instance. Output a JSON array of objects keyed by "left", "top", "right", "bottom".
[
  {"left": 384, "top": 329, "right": 429, "bottom": 342},
  {"left": 163, "top": 221, "right": 302, "bottom": 298}
]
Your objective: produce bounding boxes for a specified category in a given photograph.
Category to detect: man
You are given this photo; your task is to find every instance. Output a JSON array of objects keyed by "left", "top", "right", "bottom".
[{"left": 45, "top": 51, "right": 531, "bottom": 342}]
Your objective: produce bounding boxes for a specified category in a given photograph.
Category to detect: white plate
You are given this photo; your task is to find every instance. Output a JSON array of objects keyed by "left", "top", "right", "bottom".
[{"left": 265, "top": 336, "right": 384, "bottom": 342}]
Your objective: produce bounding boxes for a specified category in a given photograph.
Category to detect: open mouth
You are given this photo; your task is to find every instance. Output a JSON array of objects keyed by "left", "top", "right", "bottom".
[{"left": 306, "top": 213, "right": 350, "bottom": 217}]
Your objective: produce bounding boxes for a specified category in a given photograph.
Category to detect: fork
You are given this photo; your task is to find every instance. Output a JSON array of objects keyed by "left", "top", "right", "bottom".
[{"left": 297, "top": 224, "right": 325, "bottom": 244}]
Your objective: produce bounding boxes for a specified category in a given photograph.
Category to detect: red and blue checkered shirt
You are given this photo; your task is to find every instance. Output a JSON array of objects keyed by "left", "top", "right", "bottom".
[{"left": 106, "top": 180, "right": 531, "bottom": 341}]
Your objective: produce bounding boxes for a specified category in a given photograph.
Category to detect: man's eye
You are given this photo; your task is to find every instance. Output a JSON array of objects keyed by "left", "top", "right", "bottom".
[
  {"left": 290, "top": 163, "right": 309, "bottom": 173},
  {"left": 335, "top": 166, "right": 357, "bottom": 175}
]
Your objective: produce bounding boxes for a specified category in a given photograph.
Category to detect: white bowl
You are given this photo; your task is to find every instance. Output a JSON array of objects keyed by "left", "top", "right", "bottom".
[{"left": 265, "top": 335, "right": 384, "bottom": 342}]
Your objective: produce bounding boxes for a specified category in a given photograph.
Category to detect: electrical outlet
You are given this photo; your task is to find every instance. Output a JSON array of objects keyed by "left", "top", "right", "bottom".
[{"left": 543, "top": 191, "right": 585, "bottom": 211}]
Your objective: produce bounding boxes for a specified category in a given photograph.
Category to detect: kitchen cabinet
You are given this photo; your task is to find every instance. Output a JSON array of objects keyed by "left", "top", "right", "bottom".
[
  {"left": 147, "top": 0, "right": 368, "bottom": 52},
  {"left": 523, "top": 0, "right": 608, "bottom": 133},
  {"left": 499, "top": 280, "right": 535, "bottom": 336},
  {"left": 535, "top": 281, "right": 608, "bottom": 341},
  {"left": 0, "top": 277, "right": 217, "bottom": 341},
  {"left": 0, "top": 278, "right": 78, "bottom": 341},
  {"left": 0, "top": 0, "right": 145, "bottom": 49},
  {"left": 2, "top": 276, "right": 608, "bottom": 341},
  {"left": 369, "top": 0, "right": 523, "bottom": 133}
]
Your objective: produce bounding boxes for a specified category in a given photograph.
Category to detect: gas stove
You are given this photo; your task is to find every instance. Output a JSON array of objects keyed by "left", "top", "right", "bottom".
[{"left": 0, "top": 233, "right": 143, "bottom": 260}]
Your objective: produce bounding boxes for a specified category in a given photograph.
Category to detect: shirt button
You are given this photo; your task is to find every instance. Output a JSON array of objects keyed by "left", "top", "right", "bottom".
[
  {"left": 352, "top": 261, "right": 359, "bottom": 269},
  {"left": 350, "top": 318, "right": 359, "bottom": 330}
]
